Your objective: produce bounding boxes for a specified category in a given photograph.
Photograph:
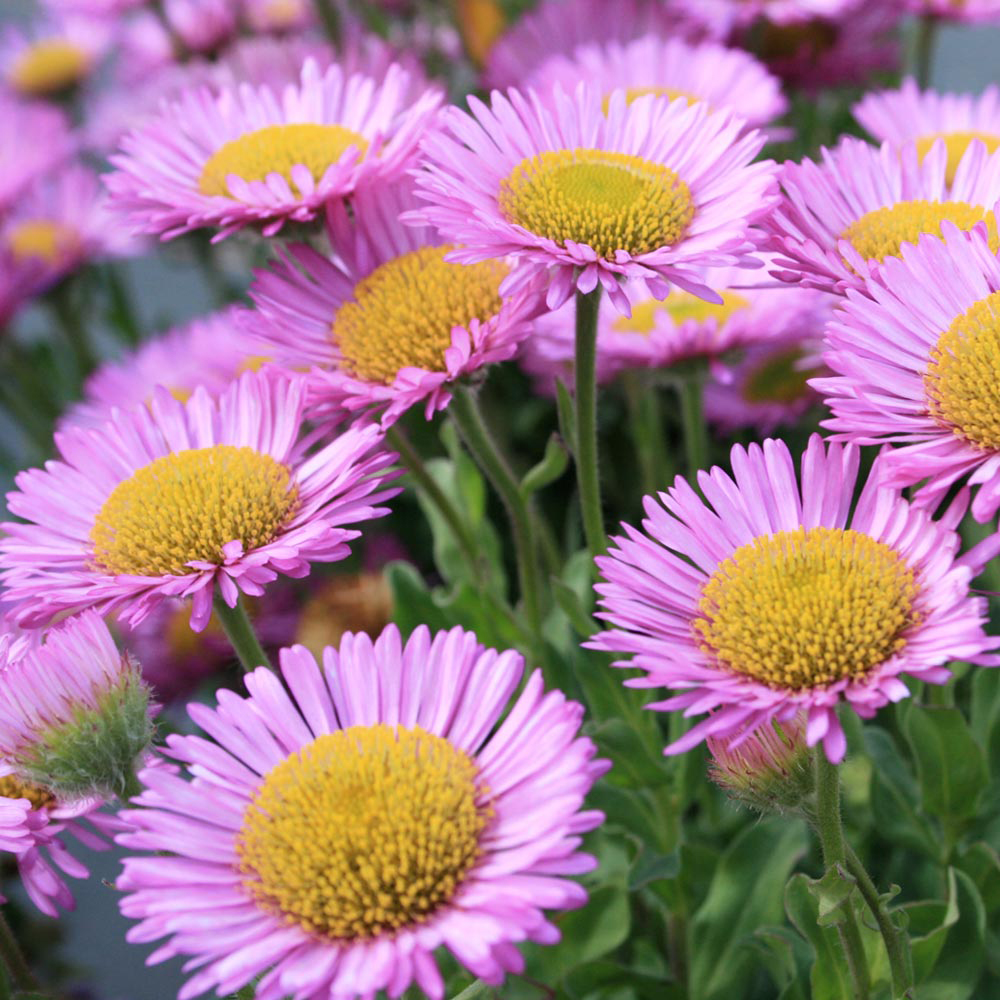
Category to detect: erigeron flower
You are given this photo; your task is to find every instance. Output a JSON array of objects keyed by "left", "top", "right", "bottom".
[{"left": 117, "top": 624, "right": 608, "bottom": 1000}]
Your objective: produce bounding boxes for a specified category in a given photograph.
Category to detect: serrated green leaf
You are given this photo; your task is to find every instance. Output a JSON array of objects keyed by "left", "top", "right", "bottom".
[
  {"left": 903, "top": 706, "right": 988, "bottom": 823},
  {"left": 688, "top": 818, "right": 808, "bottom": 1000}
]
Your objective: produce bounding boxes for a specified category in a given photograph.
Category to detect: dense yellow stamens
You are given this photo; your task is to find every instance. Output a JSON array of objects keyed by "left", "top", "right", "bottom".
[
  {"left": 612, "top": 290, "right": 750, "bottom": 335},
  {"left": 925, "top": 288, "right": 1000, "bottom": 450},
  {"left": 237, "top": 724, "right": 491, "bottom": 939},
  {"left": 198, "top": 124, "right": 369, "bottom": 198},
  {"left": 334, "top": 244, "right": 506, "bottom": 384},
  {"left": 6, "top": 220, "right": 79, "bottom": 266},
  {"left": 91, "top": 445, "right": 298, "bottom": 576},
  {"left": 0, "top": 775, "right": 55, "bottom": 811},
  {"left": 9, "top": 39, "right": 88, "bottom": 95},
  {"left": 694, "top": 527, "right": 920, "bottom": 689},
  {"left": 915, "top": 131, "right": 1000, "bottom": 186},
  {"left": 841, "top": 200, "right": 997, "bottom": 265},
  {"left": 601, "top": 87, "right": 701, "bottom": 114},
  {"left": 498, "top": 148, "right": 694, "bottom": 260},
  {"left": 741, "top": 346, "right": 816, "bottom": 405}
]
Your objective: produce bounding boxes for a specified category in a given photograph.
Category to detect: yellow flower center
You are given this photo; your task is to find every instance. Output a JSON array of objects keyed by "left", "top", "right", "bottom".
[
  {"left": 9, "top": 39, "right": 88, "bottom": 96},
  {"left": 498, "top": 148, "right": 695, "bottom": 260},
  {"left": 6, "top": 220, "right": 80, "bottom": 267},
  {"left": 925, "top": 287, "right": 1000, "bottom": 450},
  {"left": 612, "top": 290, "right": 750, "bottom": 335},
  {"left": 601, "top": 87, "right": 701, "bottom": 114},
  {"left": 915, "top": 131, "right": 1000, "bottom": 186},
  {"left": 237, "top": 724, "right": 492, "bottom": 939},
  {"left": 198, "top": 124, "right": 369, "bottom": 198},
  {"left": 841, "top": 200, "right": 997, "bottom": 266},
  {"left": 694, "top": 527, "right": 920, "bottom": 689},
  {"left": 90, "top": 445, "right": 298, "bottom": 576},
  {"left": 0, "top": 775, "right": 55, "bottom": 811},
  {"left": 334, "top": 244, "right": 507, "bottom": 384},
  {"left": 741, "top": 346, "right": 816, "bottom": 405}
]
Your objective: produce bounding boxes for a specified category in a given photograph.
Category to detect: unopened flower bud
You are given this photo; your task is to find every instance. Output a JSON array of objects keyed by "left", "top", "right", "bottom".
[
  {"left": 0, "top": 611, "right": 155, "bottom": 801},
  {"left": 707, "top": 716, "right": 813, "bottom": 815}
]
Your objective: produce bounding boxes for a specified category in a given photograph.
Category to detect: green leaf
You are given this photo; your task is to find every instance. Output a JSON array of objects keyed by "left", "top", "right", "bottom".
[
  {"left": 957, "top": 842, "right": 1000, "bottom": 914},
  {"left": 807, "top": 866, "right": 858, "bottom": 928},
  {"left": 746, "top": 925, "right": 811, "bottom": 996},
  {"left": 563, "top": 960, "right": 678, "bottom": 1000},
  {"left": 903, "top": 706, "right": 988, "bottom": 823},
  {"left": 907, "top": 869, "right": 986, "bottom": 999},
  {"left": 588, "top": 783, "right": 667, "bottom": 848},
  {"left": 627, "top": 846, "right": 680, "bottom": 892},
  {"left": 864, "top": 727, "right": 940, "bottom": 859},
  {"left": 785, "top": 873, "right": 855, "bottom": 1000},
  {"left": 970, "top": 669, "right": 1000, "bottom": 776},
  {"left": 688, "top": 818, "right": 808, "bottom": 1000},
  {"left": 592, "top": 718, "right": 671, "bottom": 789},
  {"left": 555, "top": 378, "right": 578, "bottom": 455},
  {"left": 519, "top": 433, "right": 569, "bottom": 496}
]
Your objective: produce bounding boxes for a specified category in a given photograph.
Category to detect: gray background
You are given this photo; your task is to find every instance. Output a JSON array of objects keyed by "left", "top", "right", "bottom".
[{"left": 1, "top": 2, "right": 999, "bottom": 998}]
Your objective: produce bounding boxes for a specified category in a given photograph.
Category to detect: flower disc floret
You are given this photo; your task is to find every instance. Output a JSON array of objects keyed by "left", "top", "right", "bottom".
[
  {"left": 0, "top": 775, "right": 55, "bottom": 811},
  {"left": 841, "top": 199, "right": 996, "bottom": 265},
  {"left": 335, "top": 245, "right": 507, "bottom": 383},
  {"left": 239, "top": 724, "right": 491, "bottom": 938},
  {"left": 198, "top": 124, "right": 369, "bottom": 198},
  {"left": 9, "top": 39, "right": 87, "bottom": 95},
  {"left": 925, "top": 289, "right": 1000, "bottom": 449},
  {"left": 499, "top": 149, "right": 694, "bottom": 261},
  {"left": 613, "top": 290, "right": 749, "bottom": 334},
  {"left": 917, "top": 132, "right": 1000, "bottom": 184},
  {"left": 91, "top": 445, "right": 298, "bottom": 576},
  {"left": 695, "top": 527, "right": 920, "bottom": 689}
]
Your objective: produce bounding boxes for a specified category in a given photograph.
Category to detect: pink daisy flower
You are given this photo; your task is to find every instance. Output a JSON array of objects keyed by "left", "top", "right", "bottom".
[
  {"left": 483, "top": 0, "right": 707, "bottom": 91},
  {"left": 854, "top": 78, "right": 1000, "bottom": 186},
  {"left": 703, "top": 332, "right": 827, "bottom": 435},
  {"left": 0, "top": 95, "right": 73, "bottom": 214},
  {"left": 766, "top": 136, "right": 1000, "bottom": 293},
  {"left": 0, "top": 163, "right": 139, "bottom": 294},
  {"left": 528, "top": 35, "right": 787, "bottom": 131},
  {"left": 0, "top": 12, "right": 110, "bottom": 98},
  {"left": 105, "top": 58, "right": 443, "bottom": 240},
  {"left": 587, "top": 434, "right": 999, "bottom": 763},
  {"left": 0, "top": 774, "right": 118, "bottom": 917},
  {"left": 0, "top": 370, "right": 398, "bottom": 632},
  {"left": 519, "top": 269, "right": 827, "bottom": 390},
  {"left": 671, "top": 0, "right": 855, "bottom": 34},
  {"left": 739, "top": 3, "right": 901, "bottom": 92},
  {"left": 414, "top": 86, "right": 778, "bottom": 314},
  {"left": 815, "top": 223, "right": 1000, "bottom": 522},
  {"left": 117, "top": 623, "right": 608, "bottom": 1000},
  {"left": 245, "top": 180, "right": 540, "bottom": 425},
  {"left": 61, "top": 306, "right": 272, "bottom": 431}
]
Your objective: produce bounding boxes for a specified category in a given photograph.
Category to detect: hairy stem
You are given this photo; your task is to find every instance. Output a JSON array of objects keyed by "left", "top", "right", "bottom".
[{"left": 213, "top": 594, "right": 271, "bottom": 673}]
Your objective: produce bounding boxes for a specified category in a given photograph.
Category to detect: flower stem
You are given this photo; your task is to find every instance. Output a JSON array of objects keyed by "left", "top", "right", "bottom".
[
  {"left": 914, "top": 15, "right": 937, "bottom": 89},
  {"left": 450, "top": 387, "right": 543, "bottom": 643},
  {"left": 314, "top": 0, "right": 343, "bottom": 48},
  {"left": 623, "top": 373, "right": 672, "bottom": 497},
  {"left": 844, "top": 845, "right": 914, "bottom": 997},
  {"left": 574, "top": 287, "right": 607, "bottom": 558},
  {"left": 813, "top": 751, "right": 870, "bottom": 1000},
  {"left": 213, "top": 594, "right": 271, "bottom": 673},
  {"left": 386, "top": 425, "right": 486, "bottom": 581},
  {"left": 0, "top": 912, "right": 38, "bottom": 994},
  {"left": 675, "top": 365, "right": 709, "bottom": 477}
]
